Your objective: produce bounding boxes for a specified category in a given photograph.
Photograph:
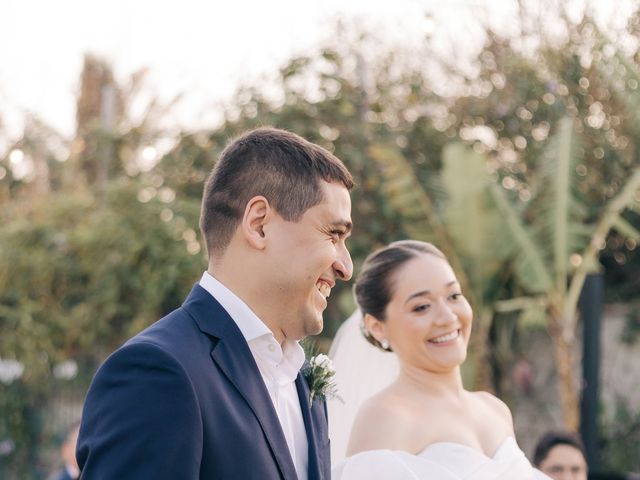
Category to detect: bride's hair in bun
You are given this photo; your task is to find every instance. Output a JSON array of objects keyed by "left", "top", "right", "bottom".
[{"left": 353, "top": 240, "right": 447, "bottom": 352}]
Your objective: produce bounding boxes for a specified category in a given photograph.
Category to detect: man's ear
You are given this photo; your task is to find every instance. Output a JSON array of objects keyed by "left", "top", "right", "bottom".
[
  {"left": 241, "top": 196, "right": 270, "bottom": 250},
  {"left": 363, "top": 313, "right": 386, "bottom": 343}
]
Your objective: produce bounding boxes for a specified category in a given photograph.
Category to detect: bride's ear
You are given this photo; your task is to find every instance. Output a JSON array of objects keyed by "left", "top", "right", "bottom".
[{"left": 363, "top": 313, "right": 386, "bottom": 343}]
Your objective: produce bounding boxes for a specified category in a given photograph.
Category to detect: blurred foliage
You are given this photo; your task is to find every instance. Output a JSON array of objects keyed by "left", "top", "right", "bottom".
[
  {"left": 486, "top": 115, "right": 640, "bottom": 430},
  {"left": 0, "top": 183, "right": 203, "bottom": 367},
  {"left": 599, "top": 396, "right": 640, "bottom": 472},
  {"left": 620, "top": 304, "right": 640, "bottom": 345},
  {"left": 0, "top": 57, "right": 204, "bottom": 478},
  {"left": 0, "top": 381, "right": 42, "bottom": 479},
  {"left": 1, "top": 3, "right": 640, "bottom": 477}
]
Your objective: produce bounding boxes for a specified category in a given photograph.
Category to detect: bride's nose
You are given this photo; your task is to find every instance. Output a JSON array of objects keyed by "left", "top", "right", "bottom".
[{"left": 434, "top": 301, "right": 457, "bottom": 325}]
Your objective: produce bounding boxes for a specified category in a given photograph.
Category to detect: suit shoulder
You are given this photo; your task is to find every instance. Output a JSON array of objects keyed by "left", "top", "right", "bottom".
[{"left": 120, "top": 306, "right": 204, "bottom": 356}]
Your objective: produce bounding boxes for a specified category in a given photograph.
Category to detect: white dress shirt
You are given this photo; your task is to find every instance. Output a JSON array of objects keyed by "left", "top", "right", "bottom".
[{"left": 199, "top": 272, "right": 309, "bottom": 480}]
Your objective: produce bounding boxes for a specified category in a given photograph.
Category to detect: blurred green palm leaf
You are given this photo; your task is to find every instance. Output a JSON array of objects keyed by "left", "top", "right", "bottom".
[
  {"left": 489, "top": 182, "right": 553, "bottom": 293},
  {"left": 539, "top": 117, "right": 592, "bottom": 290},
  {"left": 367, "top": 143, "right": 442, "bottom": 246},
  {"left": 441, "top": 143, "right": 509, "bottom": 293}
]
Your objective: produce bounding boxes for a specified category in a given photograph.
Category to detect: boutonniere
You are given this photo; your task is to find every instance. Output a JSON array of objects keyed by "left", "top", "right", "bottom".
[{"left": 302, "top": 353, "right": 341, "bottom": 408}]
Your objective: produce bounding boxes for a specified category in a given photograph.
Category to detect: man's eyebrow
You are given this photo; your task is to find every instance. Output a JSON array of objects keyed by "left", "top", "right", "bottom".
[{"left": 330, "top": 220, "right": 352, "bottom": 233}]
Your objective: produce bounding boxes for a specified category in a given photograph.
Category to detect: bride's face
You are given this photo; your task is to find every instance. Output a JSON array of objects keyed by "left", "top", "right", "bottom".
[{"left": 375, "top": 253, "right": 472, "bottom": 373}]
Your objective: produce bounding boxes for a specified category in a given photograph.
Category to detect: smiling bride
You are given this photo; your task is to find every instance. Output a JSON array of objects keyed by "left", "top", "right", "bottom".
[{"left": 330, "top": 240, "right": 551, "bottom": 479}]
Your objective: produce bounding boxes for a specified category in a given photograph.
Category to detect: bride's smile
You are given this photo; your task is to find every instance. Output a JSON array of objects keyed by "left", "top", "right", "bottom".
[
  {"left": 427, "top": 329, "right": 461, "bottom": 344},
  {"left": 365, "top": 252, "right": 473, "bottom": 373}
]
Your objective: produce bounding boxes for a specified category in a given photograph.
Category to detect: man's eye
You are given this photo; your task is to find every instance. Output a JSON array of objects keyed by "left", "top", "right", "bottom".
[{"left": 414, "top": 304, "right": 430, "bottom": 312}]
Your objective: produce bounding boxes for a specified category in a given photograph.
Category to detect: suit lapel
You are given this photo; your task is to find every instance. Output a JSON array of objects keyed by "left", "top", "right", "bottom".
[
  {"left": 184, "top": 285, "right": 298, "bottom": 480},
  {"left": 211, "top": 340, "right": 299, "bottom": 480},
  {"left": 296, "top": 373, "right": 327, "bottom": 480}
]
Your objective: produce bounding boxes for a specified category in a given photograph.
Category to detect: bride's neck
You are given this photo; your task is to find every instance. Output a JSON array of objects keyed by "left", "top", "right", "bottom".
[{"left": 397, "top": 363, "right": 465, "bottom": 396}]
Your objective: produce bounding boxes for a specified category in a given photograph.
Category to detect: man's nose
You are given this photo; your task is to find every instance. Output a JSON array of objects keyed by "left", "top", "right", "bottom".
[{"left": 333, "top": 245, "right": 353, "bottom": 281}]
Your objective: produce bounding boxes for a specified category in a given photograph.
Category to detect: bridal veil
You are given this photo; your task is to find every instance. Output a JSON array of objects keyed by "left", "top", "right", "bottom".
[{"left": 327, "top": 310, "right": 399, "bottom": 464}]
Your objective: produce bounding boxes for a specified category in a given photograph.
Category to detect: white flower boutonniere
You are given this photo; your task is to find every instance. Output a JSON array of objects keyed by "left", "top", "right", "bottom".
[{"left": 302, "top": 353, "right": 341, "bottom": 408}]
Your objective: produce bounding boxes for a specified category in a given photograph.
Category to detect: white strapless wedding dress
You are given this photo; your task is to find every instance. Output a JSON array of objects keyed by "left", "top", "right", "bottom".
[{"left": 332, "top": 437, "right": 551, "bottom": 480}]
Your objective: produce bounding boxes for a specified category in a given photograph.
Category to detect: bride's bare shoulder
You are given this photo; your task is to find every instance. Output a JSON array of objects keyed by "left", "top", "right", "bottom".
[
  {"left": 346, "top": 389, "right": 414, "bottom": 455},
  {"left": 472, "top": 391, "right": 514, "bottom": 429}
]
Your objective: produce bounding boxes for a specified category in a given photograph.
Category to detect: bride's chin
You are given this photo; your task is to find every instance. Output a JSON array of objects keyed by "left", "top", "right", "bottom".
[{"left": 429, "top": 354, "right": 467, "bottom": 372}]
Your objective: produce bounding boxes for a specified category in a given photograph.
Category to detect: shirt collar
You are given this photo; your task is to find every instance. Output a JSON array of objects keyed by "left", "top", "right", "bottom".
[
  {"left": 199, "top": 272, "right": 305, "bottom": 375},
  {"left": 200, "top": 271, "right": 271, "bottom": 341},
  {"left": 255, "top": 336, "right": 306, "bottom": 384}
]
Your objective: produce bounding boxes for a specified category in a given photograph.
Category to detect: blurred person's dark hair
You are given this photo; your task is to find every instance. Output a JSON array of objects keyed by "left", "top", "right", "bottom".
[
  {"left": 587, "top": 474, "right": 640, "bottom": 480},
  {"left": 533, "top": 430, "right": 587, "bottom": 467}
]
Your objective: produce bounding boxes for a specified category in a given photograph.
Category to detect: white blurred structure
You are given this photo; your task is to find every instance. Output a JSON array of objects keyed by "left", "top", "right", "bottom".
[{"left": 327, "top": 310, "right": 399, "bottom": 464}]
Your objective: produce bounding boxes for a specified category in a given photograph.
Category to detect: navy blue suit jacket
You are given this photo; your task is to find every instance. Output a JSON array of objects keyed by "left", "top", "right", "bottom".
[{"left": 77, "top": 284, "right": 330, "bottom": 479}]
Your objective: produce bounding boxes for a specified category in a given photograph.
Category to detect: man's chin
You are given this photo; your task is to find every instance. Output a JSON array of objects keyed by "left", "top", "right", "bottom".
[{"left": 304, "top": 316, "right": 324, "bottom": 337}]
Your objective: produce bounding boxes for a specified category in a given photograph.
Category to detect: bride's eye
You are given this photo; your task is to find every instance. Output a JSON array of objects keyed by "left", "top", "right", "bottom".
[
  {"left": 450, "top": 293, "right": 463, "bottom": 301},
  {"left": 413, "top": 304, "right": 430, "bottom": 312}
]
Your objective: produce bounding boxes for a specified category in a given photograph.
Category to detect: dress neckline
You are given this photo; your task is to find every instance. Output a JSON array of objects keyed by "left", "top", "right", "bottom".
[{"left": 417, "top": 436, "right": 516, "bottom": 460}]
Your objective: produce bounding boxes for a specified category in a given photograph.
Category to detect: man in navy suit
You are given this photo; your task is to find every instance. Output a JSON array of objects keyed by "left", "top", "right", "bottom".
[{"left": 77, "top": 127, "right": 354, "bottom": 479}]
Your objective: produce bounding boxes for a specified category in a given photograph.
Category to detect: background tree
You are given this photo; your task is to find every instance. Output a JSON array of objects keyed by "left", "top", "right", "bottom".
[
  {"left": 0, "top": 57, "right": 201, "bottom": 479},
  {"left": 2, "top": 2, "right": 640, "bottom": 477}
]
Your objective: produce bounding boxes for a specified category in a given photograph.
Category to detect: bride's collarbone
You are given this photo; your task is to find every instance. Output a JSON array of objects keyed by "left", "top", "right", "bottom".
[
  {"left": 411, "top": 422, "right": 510, "bottom": 459},
  {"left": 407, "top": 396, "right": 512, "bottom": 457},
  {"left": 361, "top": 388, "right": 512, "bottom": 456}
]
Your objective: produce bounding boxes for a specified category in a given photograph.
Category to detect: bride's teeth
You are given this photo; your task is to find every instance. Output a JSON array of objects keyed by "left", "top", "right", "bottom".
[
  {"left": 429, "top": 330, "right": 459, "bottom": 344},
  {"left": 317, "top": 282, "right": 331, "bottom": 298}
]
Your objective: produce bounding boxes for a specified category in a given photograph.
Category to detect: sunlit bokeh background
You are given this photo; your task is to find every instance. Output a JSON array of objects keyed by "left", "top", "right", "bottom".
[{"left": 1, "top": 0, "right": 639, "bottom": 478}]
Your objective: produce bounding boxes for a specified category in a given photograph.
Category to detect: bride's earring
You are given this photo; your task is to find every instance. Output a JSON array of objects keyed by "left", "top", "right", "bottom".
[{"left": 381, "top": 339, "right": 390, "bottom": 350}]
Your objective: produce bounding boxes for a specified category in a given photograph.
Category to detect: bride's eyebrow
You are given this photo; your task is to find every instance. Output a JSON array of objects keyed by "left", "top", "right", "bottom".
[
  {"left": 404, "top": 281, "right": 459, "bottom": 304},
  {"left": 405, "top": 290, "right": 431, "bottom": 304}
]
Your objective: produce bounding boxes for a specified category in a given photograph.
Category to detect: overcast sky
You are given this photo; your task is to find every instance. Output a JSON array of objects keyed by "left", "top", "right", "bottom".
[{"left": 0, "top": 0, "right": 635, "bottom": 141}]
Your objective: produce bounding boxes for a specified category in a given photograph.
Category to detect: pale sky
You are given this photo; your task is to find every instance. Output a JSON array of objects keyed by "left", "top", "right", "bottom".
[{"left": 0, "top": 0, "right": 635, "bottom": 143}]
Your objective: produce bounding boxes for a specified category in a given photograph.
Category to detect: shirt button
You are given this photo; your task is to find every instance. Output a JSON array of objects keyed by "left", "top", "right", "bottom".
[{"left": 268, "top": 344, "right": 276, "bottom": 352}]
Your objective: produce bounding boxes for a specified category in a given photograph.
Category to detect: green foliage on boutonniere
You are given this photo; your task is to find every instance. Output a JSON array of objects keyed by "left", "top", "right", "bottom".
[{"left": 302, "top": 353, "right": 341, "bottom": 408}]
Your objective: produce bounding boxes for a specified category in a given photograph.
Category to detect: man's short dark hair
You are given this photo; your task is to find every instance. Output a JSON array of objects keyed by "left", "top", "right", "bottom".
[
  {"left": 533, "top": 430, "right": 587, "bottom": 467},
  {"left": 199, "top": 127, "right": 353, "bottom": 256}
]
